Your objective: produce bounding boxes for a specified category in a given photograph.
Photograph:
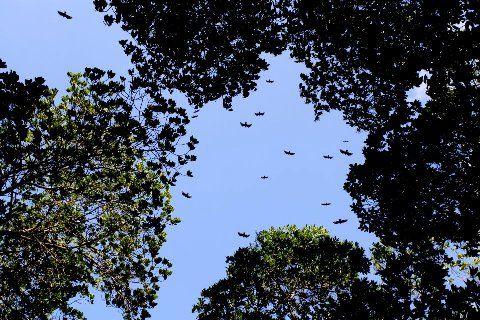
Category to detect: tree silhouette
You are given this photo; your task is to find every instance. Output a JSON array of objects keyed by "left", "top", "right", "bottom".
[
  {"left": 0, "top": 61, "right": 196, "bottom": 319},
  {"left": 93, "top": 0, "right": 285, "bottom": 109},
  {"left": 93, "top": 1, "right": 480, "bottom": 318}
]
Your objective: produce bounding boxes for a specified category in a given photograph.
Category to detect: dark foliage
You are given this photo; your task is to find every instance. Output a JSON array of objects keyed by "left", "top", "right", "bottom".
[
  {"left": 93, "top": 1, "right": 480, "bottom": 318},
  {"left": 95, "top": 0, "right": 479, "bottom": 244},
  {"left": 93, "top": 0, "right": 285, "bottom": 109}
]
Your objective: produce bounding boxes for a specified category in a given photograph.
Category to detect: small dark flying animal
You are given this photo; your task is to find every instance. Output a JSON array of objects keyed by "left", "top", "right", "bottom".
[
  {"left": 343, "top": 140, "right": 349, "bottom": 143},
  {"left": 266, "top": 79, "right": 274, "bottom": 83},
  {"left": 261, "top": 176, "right": 269, "bottom": 179},
  {"left": 323, "top": 155, "right": 333, "bottom": 159},
  {"left": 192, "top": 115, "right": 198, "bottom": 119},
  {"left": 238, "top": 232, "right": 250, "bottom": 238},
  {"left": 333, "top": 219, "right": 348, "bottom": 224},
  {"left": 340, "top": 149, "right": 353, "bottom": 156},
  {"left": 186, "top": 170, "right": 193, "bottom": 177},
  {"left": 321, "top": 202, "right": 331, "bottom": 206},
  {"left": 181, "top": 192, "right": 192, "bottom": 199},
  {"left": 240, "top": 122, "right": 252, "bottom": 128},
  {"left": 255, "top": 112, "right": 265, "bottom": 116},
  {"left": 284, "top": 150, "right": 295, "bottom": 156},
  {"left": 58, "top": 11, "right": 72, "bottom": 19}
]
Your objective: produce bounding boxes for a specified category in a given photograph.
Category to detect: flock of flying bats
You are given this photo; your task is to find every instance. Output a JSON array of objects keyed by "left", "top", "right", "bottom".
[
  {"left": 185, "top": 78, "right": 354, "bottom": 239},
  {"left": 57, "top": 11, "right": 351, "bottom": 236}
]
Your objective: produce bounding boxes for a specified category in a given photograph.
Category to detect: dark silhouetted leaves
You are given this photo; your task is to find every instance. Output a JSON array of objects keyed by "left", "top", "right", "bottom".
[{"left": 95, "top": 2, "right": 480, "bottom": 318}]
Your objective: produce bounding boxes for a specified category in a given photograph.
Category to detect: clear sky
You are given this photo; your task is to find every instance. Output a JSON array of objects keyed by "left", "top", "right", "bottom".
[{"left": 0, "top": 1, "right": 418, "bottom": 319}]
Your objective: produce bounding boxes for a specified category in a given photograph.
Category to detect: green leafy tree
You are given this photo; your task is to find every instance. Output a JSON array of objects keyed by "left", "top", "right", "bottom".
[
  {"left": 0, "top": 61, "right": 196, "bottom": 319},
  {"left": 193, "top": 226, "right": 393, "bottom": 320}
]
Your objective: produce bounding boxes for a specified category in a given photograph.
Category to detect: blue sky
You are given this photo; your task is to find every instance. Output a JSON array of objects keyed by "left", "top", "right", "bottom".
[{"left": 0, "top": 1, "right": 391, "bottom": 319}]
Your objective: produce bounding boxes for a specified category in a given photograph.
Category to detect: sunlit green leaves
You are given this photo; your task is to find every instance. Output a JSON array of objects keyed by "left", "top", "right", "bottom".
[
  {"left": 0, "top": 65, "right": 185, "bottom": 319},
  {"left": 194, "top": 226, "right": 388, "bottom": 320}
]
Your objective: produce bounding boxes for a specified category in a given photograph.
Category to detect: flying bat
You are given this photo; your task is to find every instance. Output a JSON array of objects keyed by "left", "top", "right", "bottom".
[
  {"left": 323, "top": 155, "right": 333, "bottom": 159},
  {"left": 261, "top": 176, "right": 269, "bottom": 179},
  {"left": 240, "top": 122, "right": 252, "bottom": 128},
  {"left": 343, "top": 140, "right": 349, "bottom": 143},
  {"left": 284, "top": 150, "right": 295, "bottom": 156},
  {"left": 340, "top": 149, "right": 353, "bottom": 156},
  {"left": 181, "top": 191, "right": 192, "bottom": 199},
  {"left": 58, "top": 11, "right": 72, "bottom": 19},
  {"left": 333, "top": 219, "right": 348, "bottom": 224},
  {"left": 186, "top": 170, "right": 194, "bottom": 177},
  {"left": 266, "top": 79, "right": 274, "bottom": 83},
  {"left": 255, "top": 112, "right": 265, "bottom": 116},
  {"left": 238, "top": 232, "right": 250, "bottom": 238},
  {"left": 321, "top": 202, "right": 331, "bottom": 206}
]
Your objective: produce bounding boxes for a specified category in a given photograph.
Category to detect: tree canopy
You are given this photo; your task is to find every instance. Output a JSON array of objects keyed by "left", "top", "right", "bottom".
[
  {"left": 0, "top": 61, "right": 196, "bottom": 319},
  {"left": 193, "top": 226, "right": 394, "bottom": 320},
  {"left": 92, "top": 1, "right": 480, "bottom": 318},
  {"left": 94, "top": 0, "right": 480, "bottom": 246},
  {"left": 1, "top": 0, "right": 479, "bottom": 318}
]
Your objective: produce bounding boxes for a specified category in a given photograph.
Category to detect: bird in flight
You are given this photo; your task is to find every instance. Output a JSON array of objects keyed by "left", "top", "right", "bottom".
[
  {"left": 181, "top": 192, "right": 192, "bottom": 199},
  {"left": 238, "top": 232, "right": 250, "bottom": 238},
  {"left": 284, "top": 150, "right": 295, "bottom": 156},
  {"left": 333, "top": 219, "right": 348, "bottom": 224},
  {"left": 323, "top": 155, "right": 333, "bottom": 159},
  {"left": 57, "top": 11, "right": 72, "bottom": 19},
  {"left": 261, "top": 176, "right": 269, "bottom": 180},
  {"left": 255, "top": 112, "right": 265, "bottom": 116},
  {"left": 340, "top": 149, "right": 353, "bottom": 156},
  {"left": 343, "top": 140, "right": 349, "bottom": 143},
  {"left": 321, "top": 202, "right": 331, "bottom": 206},
  {"left": 186, "top": 170, "right": 193, "bottom": 178},
  {"left": 266, "top": 79, "right": 274, "bottom": 83},
  {"left": 192, "top": 115, "right": 198, "bottom": 119},
  {"left": 240, "top": 122, "right": 252, "bottom": 128}
]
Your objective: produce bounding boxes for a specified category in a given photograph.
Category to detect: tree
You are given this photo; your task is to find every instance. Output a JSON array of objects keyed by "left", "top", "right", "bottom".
[
  {"left": 94, "top": 1, "right": 479, "bottom": 244},
  {"left": 371, "top": 242, "right": 480, "bottom": 319},
  {"left": 94, "top": 1, "right": 480, "bottom": 318},
  {"left": 93, "top": 0, "right": 285, "bottom": 109},
  {"left": 0, "top": 61, "right": 196, "bottom": 319},
  {"left": 193, "top": 226, "right": 394, "bottom": 320}
]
